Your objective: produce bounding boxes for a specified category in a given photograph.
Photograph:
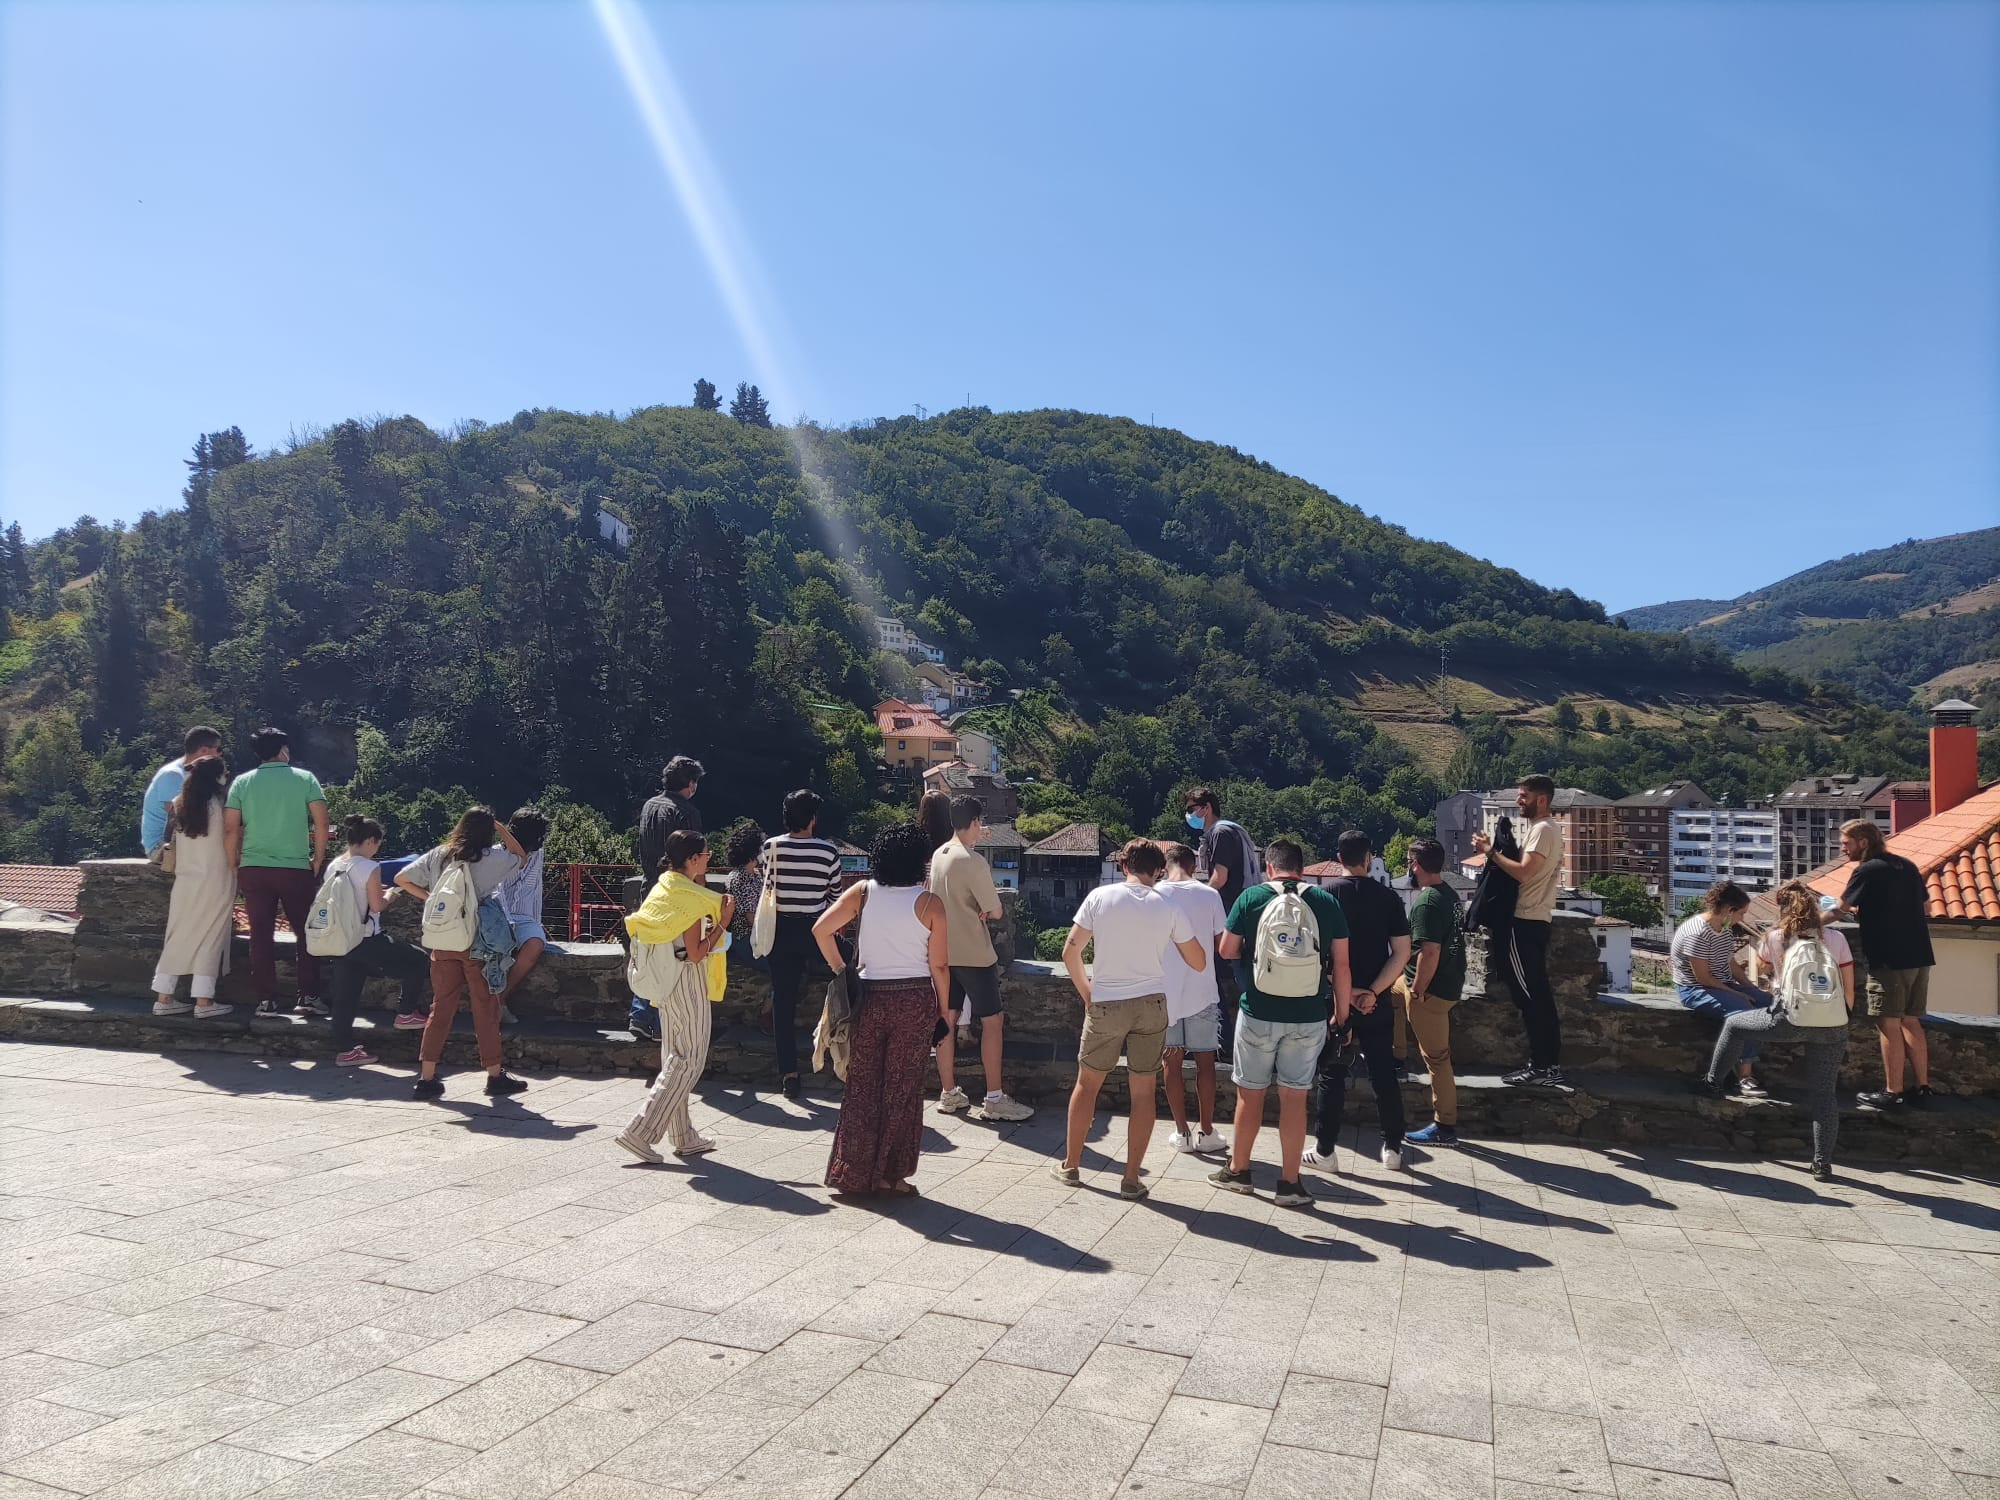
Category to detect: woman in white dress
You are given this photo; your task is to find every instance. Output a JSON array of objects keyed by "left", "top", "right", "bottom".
[{"left": 151, "top": 753, "right": 237, "bottom": 1018}]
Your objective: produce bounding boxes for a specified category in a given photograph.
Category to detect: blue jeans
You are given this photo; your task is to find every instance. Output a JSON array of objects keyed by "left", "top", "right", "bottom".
[{"left": 1677, "top": 982, "right": 1767, "bottom": 1062}]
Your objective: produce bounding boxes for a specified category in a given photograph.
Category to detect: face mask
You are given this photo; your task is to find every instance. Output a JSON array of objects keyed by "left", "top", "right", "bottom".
[{"left": 1185, "top": 813, "right": 1206, "bottom": 832}]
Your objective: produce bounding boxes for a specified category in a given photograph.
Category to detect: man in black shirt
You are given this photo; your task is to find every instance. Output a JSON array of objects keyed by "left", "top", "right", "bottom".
[
  {"left": 1311, "top": 830, "right": 1412, "bottom": 1172},
  {"left": 1837, "top": 818, "right": 1936, "bottom": 1109},
  {"left": 1186, "top": 787, "right": 1256, "bottom": 1061},
  {"left": 630, "top": 756, "right": 704, "bottom": 1039}
]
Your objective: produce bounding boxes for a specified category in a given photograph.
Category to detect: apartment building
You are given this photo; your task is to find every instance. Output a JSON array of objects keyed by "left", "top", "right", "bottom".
[
  {"left": 873, "top": 614, "right": 946, "bottom": 664},
  {"left": 1668, "top": 806, "right": 1777, "bottom": 912},
  {"left": 1479, "top": 787, "right": 1617, "bottom": 888},
  {"left": 1613, "top": 781, "right": 1715, "bottom": 895},
  {"left": 1774, "top": 775, "right": 1895, "bottom": 880}
]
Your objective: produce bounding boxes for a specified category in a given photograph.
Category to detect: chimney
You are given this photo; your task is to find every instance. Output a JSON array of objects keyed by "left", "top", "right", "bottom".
[
  {"left": 1931, "top": 698, "right": 1980, "bottom": 819},
  {"left": 1890, "top": 784, "right": 1929, "bottom": 835}
]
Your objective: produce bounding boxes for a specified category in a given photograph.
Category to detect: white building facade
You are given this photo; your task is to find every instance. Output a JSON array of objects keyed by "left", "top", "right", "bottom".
[{"left": 1669, "top": 806, "right": 1777, "bottom": 911}]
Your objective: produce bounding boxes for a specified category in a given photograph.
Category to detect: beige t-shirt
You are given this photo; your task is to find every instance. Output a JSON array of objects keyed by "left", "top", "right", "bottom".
[
  {"left": 1515, "top": 818, "right": 1564, "bottom": 922},
  {"left": 930, "top": 839, "right": 1000, "bottom": 968}
]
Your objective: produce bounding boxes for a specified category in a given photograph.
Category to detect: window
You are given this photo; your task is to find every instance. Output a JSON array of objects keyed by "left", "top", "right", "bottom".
[{"left": 1053, "top": 880, "right": 1067, "bottom": 899}]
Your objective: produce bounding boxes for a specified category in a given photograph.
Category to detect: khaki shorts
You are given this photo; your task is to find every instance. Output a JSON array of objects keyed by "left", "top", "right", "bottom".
[
  {"left": 1079, "top": 994, "right": 1168, "bottom": 1076},
  {"left": 1865, "top": 967, "right": 1929, "bottom": 1020}
]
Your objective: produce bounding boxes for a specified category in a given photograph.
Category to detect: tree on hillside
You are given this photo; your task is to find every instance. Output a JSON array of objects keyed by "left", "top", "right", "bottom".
[
  {"left": 1592, "top": 705, "right": 1613, "bottom": 733},
  {"left": 692, "top": 378, "right": 720, "bottom": 412},
  {"left": 85, "top": 531, "right": 146, "bottom": 741},
  {"left": 729, "top": 382, "right": 772, "bottom": 427},
  {"left": 1554, "top": 698, "right": 1582, "bottom": 736},
  {"left": 178, "top": 429, "right": 245, "bottom": 651}
]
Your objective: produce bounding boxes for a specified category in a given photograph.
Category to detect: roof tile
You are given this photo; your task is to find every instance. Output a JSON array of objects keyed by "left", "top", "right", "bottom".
[
  {"left": 0, "top": 865, "right": 83, "bottom": 915},
  {"left": 1807, "top": 781, "right": 2000, "bottom": 924}
]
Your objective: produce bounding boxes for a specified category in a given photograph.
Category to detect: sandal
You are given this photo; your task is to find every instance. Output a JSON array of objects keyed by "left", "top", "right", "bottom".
[{"left": 883, "top": 1181, "right": 920, "bottom": 1197}]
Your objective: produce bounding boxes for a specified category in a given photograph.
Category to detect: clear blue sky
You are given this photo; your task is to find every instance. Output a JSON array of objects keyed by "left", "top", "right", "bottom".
[{"left": 3, "top": 1, "right": 1994, "bottom": 613}]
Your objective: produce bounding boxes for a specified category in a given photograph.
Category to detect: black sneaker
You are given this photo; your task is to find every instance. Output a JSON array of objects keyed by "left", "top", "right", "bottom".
[
  {"left": 1911, "top": 1084, "right": 1935, "bottom": 1108},
  {"left": 1735, "top": 1075, "right": 1767, "bottom": 1098},
  {"left": 1688, "top": 1074, "right": 1726, "bottom": 1098},
  {"left": 412, "top": 1076, "right": 444, "bottom": 1099},
  {"left": 1502, "top": 1066, "right": 1539, "bottom": 1087},
  {"left": 255, "top": 998, "right": 284, "bottom": 1017},
  {"left": 484, "top": 1073, "right": 528, "bottom": 1097},
  {"left": 1810, "top": 1159, "right": 1835, "bottom": 1182},
  {"left": 1858, "top": 1090, "right": 1905, "bottom": 1110},
  {"left": 1271, "top": 1178, "right": 1313, "bottom": 1208},
  {"left": 297, "top": 996, "right": 330, "bottom": 1018},
  {"left": 781, "top": 1074, "right": 802, "bottom": 1101},
  {"left": 1208, "top": 1166, "right": 1256, "bottom": 1195},
  {"left": 629, "top": 1015, "right": 661, "bottom": 1042},
  {"left": 1543, "top": 1065, "right": 1566, "bottom": 1087}
]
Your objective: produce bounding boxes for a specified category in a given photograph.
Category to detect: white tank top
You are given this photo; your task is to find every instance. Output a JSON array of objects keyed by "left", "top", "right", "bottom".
[{"left": 857, "top": 883, "right": 932, "bottom": 981}]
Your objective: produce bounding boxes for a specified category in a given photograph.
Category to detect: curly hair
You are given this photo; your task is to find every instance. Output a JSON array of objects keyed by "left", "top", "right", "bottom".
[
  {"left": 870, "top": 821, "right": 931, "bottom": 888},
  {"left": 725, "top": 821, "right": 767, "bottom": 869}
]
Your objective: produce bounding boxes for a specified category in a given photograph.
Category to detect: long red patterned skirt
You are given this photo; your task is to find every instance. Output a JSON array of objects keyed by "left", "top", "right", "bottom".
[{"left": 825, "top": 978, "right": 936, "bottom": 1193}]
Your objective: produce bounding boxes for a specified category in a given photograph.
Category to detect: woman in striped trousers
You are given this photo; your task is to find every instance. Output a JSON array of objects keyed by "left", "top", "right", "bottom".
[{"left": 616, "top": 830, "right": 733, "bottom": 1163}]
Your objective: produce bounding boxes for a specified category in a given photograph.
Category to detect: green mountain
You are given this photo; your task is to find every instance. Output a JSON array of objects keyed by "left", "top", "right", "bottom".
[
  {"left": 1619, "top": 528, "right": 2000, "bottom": 706},
  {"left": 0, "top": 403, "right": 1935, "bottom": 867}
]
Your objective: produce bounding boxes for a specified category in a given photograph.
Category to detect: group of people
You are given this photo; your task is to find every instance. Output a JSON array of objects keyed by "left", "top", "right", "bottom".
[
  {"left": 141, "top": 729, "right": 1943, "bottom": 1195},
  {"left": 1671, "top": 815, "right": 1939, "bottom": 1179},
  {"left": 142, "top": 724, "right": 553, "bottom": 1092}
]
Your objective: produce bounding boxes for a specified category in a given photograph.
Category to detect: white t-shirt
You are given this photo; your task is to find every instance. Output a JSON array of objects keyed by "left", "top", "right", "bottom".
[
  {"left": 343, "top": 854, "right": 382, "bottom": 938},
  {"left": 1156, "top": 878, "right": 1228, "bottom": 1023},
  {"left": 1072, "top": 881, "right": 1195, "bottom": 1005}
]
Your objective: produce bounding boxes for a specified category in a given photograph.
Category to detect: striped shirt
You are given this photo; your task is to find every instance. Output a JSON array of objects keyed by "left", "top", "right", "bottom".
[{"left": 768, "top": 835, "right": 842, "bottom": 917}]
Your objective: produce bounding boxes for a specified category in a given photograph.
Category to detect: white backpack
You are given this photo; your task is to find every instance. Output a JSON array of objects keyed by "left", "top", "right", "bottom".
[
  {"left": 420, "top": 858, "right": 479, "bottom": 952},
  {"left": 626, "top": 937, "right": 689, "bottom": 1008},
  {"left": 1776, "top": 936, "right": 1846, "bottom": 1028},
  {"left": 1253, "top": 881, "right": 1324, "bottom": 997},
  {"left": 303, "top": 855, "right": 368, "bottom": 957}
]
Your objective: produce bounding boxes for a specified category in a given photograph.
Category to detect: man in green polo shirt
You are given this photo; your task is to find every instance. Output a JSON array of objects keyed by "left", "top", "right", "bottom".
[{"left": 224, "top": 726, "right": 329, "bottom": 1017}]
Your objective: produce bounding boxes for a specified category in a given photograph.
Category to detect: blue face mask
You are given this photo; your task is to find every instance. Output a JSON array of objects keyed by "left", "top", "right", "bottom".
[{"left": 1185, "top": 813, "right": 1206, "bottom": 832}]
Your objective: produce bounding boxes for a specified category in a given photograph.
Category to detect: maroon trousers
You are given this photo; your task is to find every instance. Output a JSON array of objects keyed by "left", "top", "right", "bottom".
[{"left": 239, "top": 865, "right": 321, "bottom": 1005}]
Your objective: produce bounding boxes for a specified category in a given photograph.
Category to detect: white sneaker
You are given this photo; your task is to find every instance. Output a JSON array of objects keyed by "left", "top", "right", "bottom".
[
  {"left": 614, "top": 1131, "right": 663, "bottom": 1165},
  {"left": 193, "top": 1003, "right": 233, "bottom": 1019},
  {"left": 1167, "top": 1130, "right": 1199, "bottom": 1154},
  {"left": 1193, "top": 1130, "right": 1228, "bottom": 1154},
  {"left": 673, "top": 1136, "right": 717, "bottom": 1157},
  {"left": 974, "top": 1093, "right": 1033, "bottom": 1123},
  {"left": 936, "top": 1087, "right": 970, "bottom": 1114},
  {"left": 1302, "top": 1146, "right": 1338, "bottom": 1173},
  {"left": 1380, "top": 1146, "right": 1406, "bottom": 1172},
  {"left": 152, "top": 1000, "right": 193, "bottom": 1016}
]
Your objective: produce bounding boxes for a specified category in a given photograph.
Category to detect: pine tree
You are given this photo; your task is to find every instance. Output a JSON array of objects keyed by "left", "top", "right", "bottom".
[
  {"left": 177, "top": 432, "right": 237, "bottom": 650},
  {"left": 692, "top": 378, "right": 720, "bottom": 412},
  {"left": 85, "top": 529, "right": 145, "bottom": 741},
  {"left": 729, "top": 382, "right": 772, "bottom": 427}
]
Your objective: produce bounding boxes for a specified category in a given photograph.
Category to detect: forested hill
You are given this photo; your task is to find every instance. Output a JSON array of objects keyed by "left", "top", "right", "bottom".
[
  {"left": 1619, "top": 528, "right": 2000, "bottom": 707},
  {"left": 0, "top": 402, "right": 1937, "bottom": 868}
]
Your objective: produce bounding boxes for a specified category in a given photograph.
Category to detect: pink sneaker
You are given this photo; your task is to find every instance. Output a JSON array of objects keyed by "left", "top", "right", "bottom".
[
  {"left": 393, "top": 1011, "right": 430, "bottom": 1030},
  {"left": 336, "top": 1046, "right": 378, "bottom": 1066}
]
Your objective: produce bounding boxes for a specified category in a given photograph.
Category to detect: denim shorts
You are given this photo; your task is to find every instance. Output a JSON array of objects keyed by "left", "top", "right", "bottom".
[
  {"left": 1231, "top": 1014, "right": 1327, "bottom": 1091},
  {"left": 1163, "top": 1005, "right": 1220, "bottom": 1054}
]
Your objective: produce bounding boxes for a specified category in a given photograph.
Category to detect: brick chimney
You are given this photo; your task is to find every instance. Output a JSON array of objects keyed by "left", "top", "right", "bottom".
[
  {"left": 1890, "top": 783, "right": 1930, "bottom": 835},
  {"left": 1930, "top": 698, "right": 1980, "bottom": 819}
]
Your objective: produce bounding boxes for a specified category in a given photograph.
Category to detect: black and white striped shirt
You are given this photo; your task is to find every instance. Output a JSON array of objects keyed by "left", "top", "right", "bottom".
[{"left": 769, "top": 835, "right": 842, "bottom": 916}]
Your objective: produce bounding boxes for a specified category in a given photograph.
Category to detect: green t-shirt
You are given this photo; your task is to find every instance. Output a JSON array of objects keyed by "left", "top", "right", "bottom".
[
  {"left": 225, "top": 762, "right": 326, "bottom": 869},
  {"left": 1225, "top": 880, "right": 1351, "bottom": 1023},
  {"left": 1406, "top": 885, "right": 1466, "bottom": 1002}
]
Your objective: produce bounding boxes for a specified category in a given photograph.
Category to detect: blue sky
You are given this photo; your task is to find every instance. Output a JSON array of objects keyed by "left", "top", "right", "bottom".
[{"left": 2, "top": 1, "right": 1993, "bottom": 614}]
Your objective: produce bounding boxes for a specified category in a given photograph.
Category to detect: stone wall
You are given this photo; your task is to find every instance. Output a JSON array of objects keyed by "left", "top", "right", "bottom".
[{"left": 4, "top": 864, "right": 1994, "bottom": 1103}]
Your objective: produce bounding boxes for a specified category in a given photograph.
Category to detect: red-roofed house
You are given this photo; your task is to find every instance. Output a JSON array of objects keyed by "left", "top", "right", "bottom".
[
  {"left": 874, "top": 699, "right": 958, "bottom": 773},
  {"left": 1806, "top": 701, "right": 1998, "bottom": 1016},
  {"left": 0, "top": 865, "right": 84, "bottom": 920}
]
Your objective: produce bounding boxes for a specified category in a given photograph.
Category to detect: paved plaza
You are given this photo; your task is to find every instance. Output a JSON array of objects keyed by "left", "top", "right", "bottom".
[{"left": 0, "top": 1044, "right": 1995, "bottom": 1500}]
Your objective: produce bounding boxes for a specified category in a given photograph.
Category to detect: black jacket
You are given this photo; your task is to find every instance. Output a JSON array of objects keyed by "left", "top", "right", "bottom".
[{"left": 1462, "top": 817, "right": 1520, "bottom": 935}]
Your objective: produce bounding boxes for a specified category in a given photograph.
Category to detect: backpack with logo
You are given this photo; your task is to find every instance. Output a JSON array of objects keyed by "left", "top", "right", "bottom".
[
  {"left": 303, "top": 855, "right": 368, "bottom": 958},
  {"left": 1253, "top": 880, "right": 1324, "bottom": 997},
  {"left": 420, "top": 857, "right": 480, "bottom": 952},
  {"left": 627, "top": 934, "right": 690, "bottom": 1008},
  {"left": 1776, "top": 935, "right": 1846, "bottom": 1028}
]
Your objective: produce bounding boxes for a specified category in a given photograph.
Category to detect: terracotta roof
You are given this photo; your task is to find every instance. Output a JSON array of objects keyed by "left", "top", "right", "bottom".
[
  {"left": 1026, "top": 821, "right": 1107, "bottom": 855},
  {"left": 975, "top": 823, "right": 1026, "bottom": 850},
  {"left": 0, "top": 865, "right": 83, "bottom": 915},
  {"left": 872, "top": 698, "right": 953, "bottom": 739},
  {"left": 1808, "top": 781, "right": 2000, "bottom": 923}
]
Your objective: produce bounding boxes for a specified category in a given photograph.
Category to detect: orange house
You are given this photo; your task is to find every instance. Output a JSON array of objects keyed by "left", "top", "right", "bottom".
[{"left": 875, "top": 698, "right": 958, "bottom": 773}]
